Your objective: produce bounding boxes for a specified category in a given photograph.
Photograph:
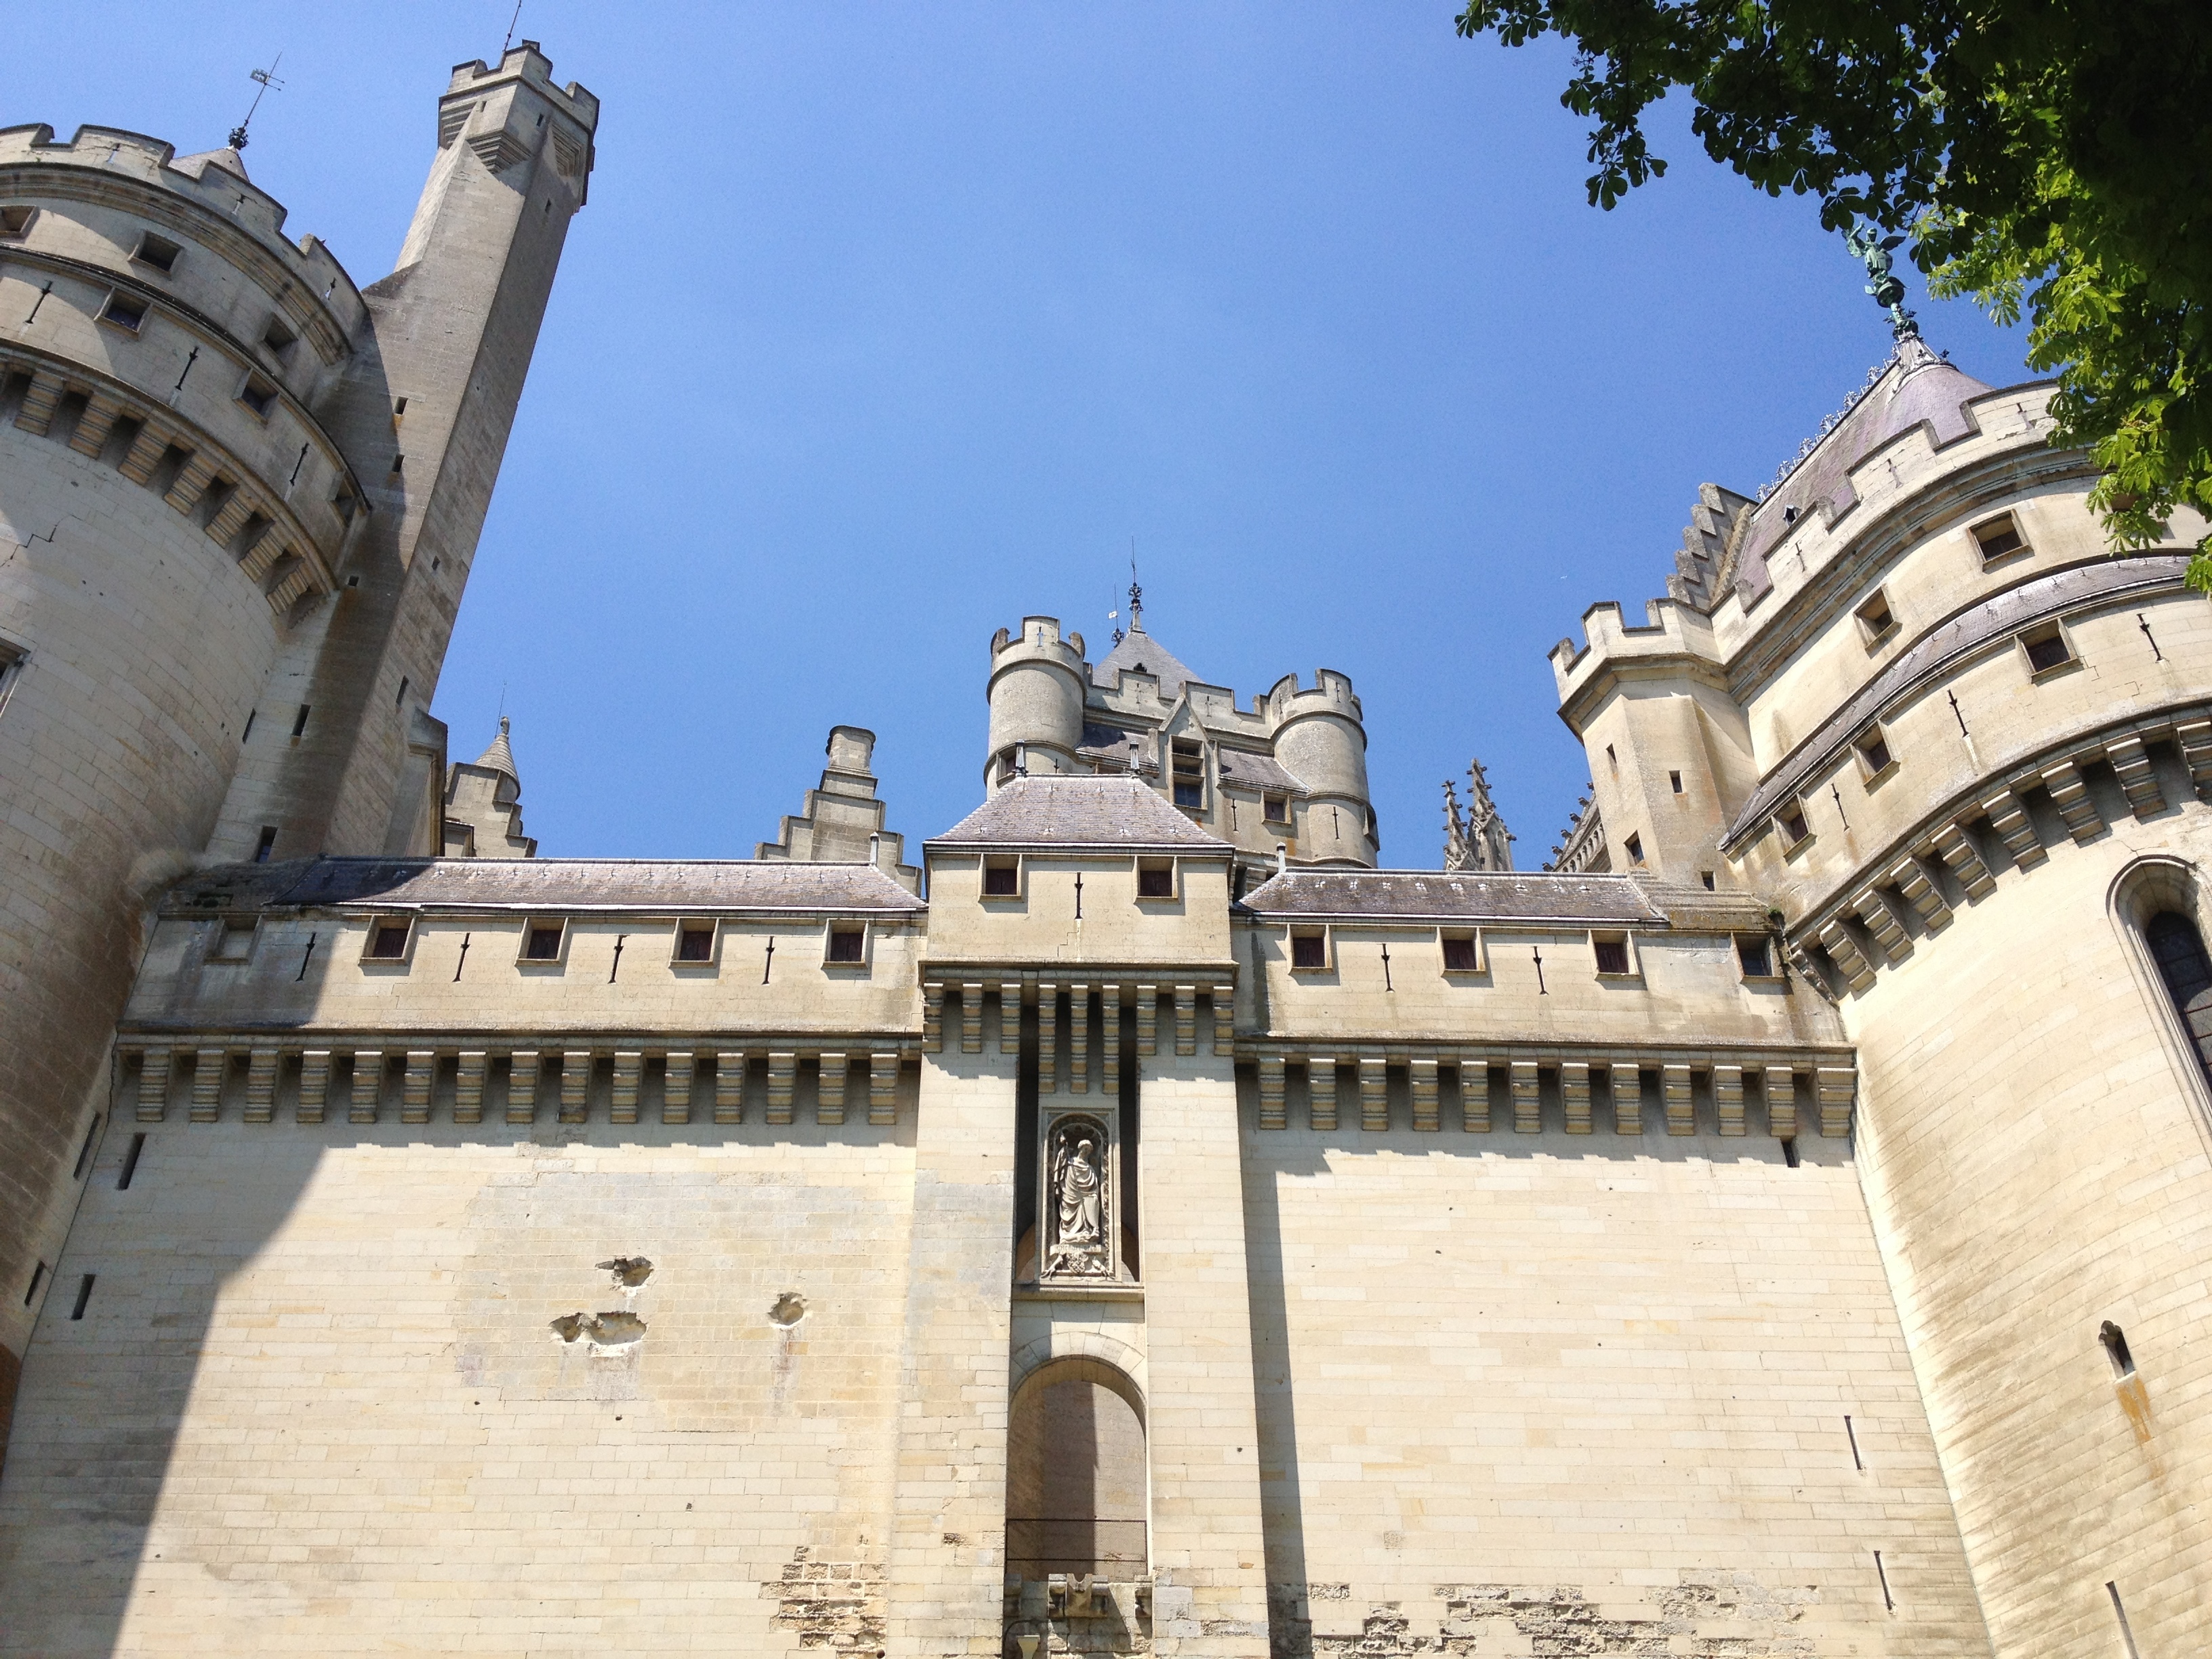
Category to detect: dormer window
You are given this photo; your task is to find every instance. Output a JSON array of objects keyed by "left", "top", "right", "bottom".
[
  {"left": 1171, "top": 739, "right": 1203, "bottom": 810},
  {"left": 1263, "top": 792, "right": 1290, "bottom": 826},
  {"left": 131, "top": 231, "right": 182, "bottom": 274},
  {"left": 1778, "top": 804, "right": 1812, "bottom": 852}
]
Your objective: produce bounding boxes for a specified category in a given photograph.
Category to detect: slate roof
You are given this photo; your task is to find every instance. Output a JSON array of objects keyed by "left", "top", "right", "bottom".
[
  {"left": 1721, "top": 552, "right": 2192, "bottom": 848},
  {"left": 1240, "top": 869, "right": 1668, "bottom": 925},
  {"left": 169, "top": 857, "right": 927, "bottom": 915},
  {"left": 1217, "top": 747, "right": 1305, "bottom": 794},
  {"left": 1734, "top": 339, "right": 1998, "bottom": 602},
  {"left": 930, "top": 776, "right": 1232, "bottom": 851},
  {"left": 1092, "top": 623, "right": 1199, "bottom": 702}
]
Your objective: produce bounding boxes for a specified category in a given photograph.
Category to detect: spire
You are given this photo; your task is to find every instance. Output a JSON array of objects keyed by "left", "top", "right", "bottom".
[{"left": 474, "top": 714, "right": 518, "bottom": 779}]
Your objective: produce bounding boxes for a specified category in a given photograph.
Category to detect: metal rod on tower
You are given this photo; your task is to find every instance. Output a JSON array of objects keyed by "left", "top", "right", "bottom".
[{"left": 228, "top": 54, "right": 285, "bottom": 152}]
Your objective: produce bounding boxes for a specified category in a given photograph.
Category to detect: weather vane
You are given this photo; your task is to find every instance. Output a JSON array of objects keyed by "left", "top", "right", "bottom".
[
  {"left": 1844, "top": 225, "right": 1919, "bottom": 340},
  {"left": 228, "top": 54, "right": 285, "bottom": 152}
]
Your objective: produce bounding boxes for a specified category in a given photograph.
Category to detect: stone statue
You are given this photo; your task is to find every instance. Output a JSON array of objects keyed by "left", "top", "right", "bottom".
[{"left": 1046, "top": 1121, "right": 1109, "bottom": 1277}]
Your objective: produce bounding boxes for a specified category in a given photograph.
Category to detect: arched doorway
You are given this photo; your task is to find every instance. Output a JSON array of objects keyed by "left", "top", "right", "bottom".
[{"left": 1005, "top": 1359, "right": 1147, "bottom": 1579}]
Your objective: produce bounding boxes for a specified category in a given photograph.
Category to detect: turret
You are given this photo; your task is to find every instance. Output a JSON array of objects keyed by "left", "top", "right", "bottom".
[
  {"left": 985, "top": 615, "right": 1089, "bottom": 790},
  {"left": 1269, "top": 670, "right": 1374, "bottom": 865}
]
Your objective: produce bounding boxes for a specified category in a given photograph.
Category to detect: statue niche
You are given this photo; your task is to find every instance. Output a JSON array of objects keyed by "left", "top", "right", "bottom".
[{"left": 1044, "top": 1115, "right": 1112, "bottom": 1282}]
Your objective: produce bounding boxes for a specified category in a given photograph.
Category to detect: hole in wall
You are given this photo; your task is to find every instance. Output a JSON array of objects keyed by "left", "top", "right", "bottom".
[
  {"left": 598, "top": 1256, "right": 653, "bottom": 1287},
  {"left": 768, "top": 1292, "right": 806, "bottom": 1327}
]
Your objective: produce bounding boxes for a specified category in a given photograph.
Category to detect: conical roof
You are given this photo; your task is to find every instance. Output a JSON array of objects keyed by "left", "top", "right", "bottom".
[
  {"left": 473, "top": 716, "right": 518, "bottom": 779},
  {"left": 1732, "top": 336, "right": 1994, "bottom": 602},
  {"left": 1092, "top": 619, "right": 1200, "bottom": 703}
]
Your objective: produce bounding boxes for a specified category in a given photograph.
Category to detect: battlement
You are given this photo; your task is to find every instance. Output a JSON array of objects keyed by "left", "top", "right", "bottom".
[
  {"left": 443, "top": 41, "right": 601, "bottom": 130},
  {"left": 1549, "top": 596, "right": 1723, "bottom": 705},
  {"left": 1265, "top": 668, "right": 1362, "bottom": 726}
]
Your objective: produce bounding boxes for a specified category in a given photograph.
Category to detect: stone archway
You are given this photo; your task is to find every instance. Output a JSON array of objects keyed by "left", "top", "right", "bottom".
[{"left": 1004, "top": 1355, "right": 1147, "bottom": 1580}]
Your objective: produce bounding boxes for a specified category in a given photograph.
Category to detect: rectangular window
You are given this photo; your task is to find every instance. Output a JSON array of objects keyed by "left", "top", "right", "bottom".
[
  {"left": 261, "top": 314, "right": 297, "bottom": 360},
  {"left": 2021, "top": 621, "right": 2074, "bottom": 675},
  {"left": 365, "top": 919, "right": 411, "bottom": 961},
  {"left": 1623, "top": 832, "right": 1644, "bottom": 866},
  {"left": 675, "top": 922, "right": 715, "bottom": 962},
  {"left": 237, "top": 373, "right": 279, "bottom": 419},
  {"left": 523, "top": 921, "right": 565, "bottom": 961},
  {"left": 131, "top": 231, "right": 182, "bottom": 273},
  {"left": 98, "top": 291, "right": 148, "bottom": 333},
  {"left": 1668, "top": 771, "right": 1683, "bottom": 794},
  {"left": 1441, "top": 933, "right": 1479, "bottom": 972},
  {"left": 1971, "top": 512, "right": 2028, "bottom": 564},
  {"left": 1778, "top": 804, "right": 1811, "bottom": 850},
  {"left": 1171, "top": 739, "right": 1203, "bottom": 809},
  {"left": 983, "top": 858, "right": 1019, "bottom": 897},
  {"left": 994, "top": 746, "right": 1017, "bottom": 785},
  {"left": 1854, "top": 727, "right": 1895, "bottom": 778},
  {"left": 1136, "top": 857, "right": 1174, "bottom": 898},
  {"left": 826, "top": 926, "right": 865, "bottom": 963},
  {"left": 211, "top": 920, "right": 256, "bottom": 962},
  {"left": 1290, "top": 930, "right": 1328, "bottom": 970},
  {"left": 1856, "top": 588, "right": 1898, "bottom": 646},
  {"left": 1263, "top": 792, "right": 1290, "bottom": 825},
  {"left": 1736, "top": 935, "right": 1774, "bottom": 977},
  {"left": 0, "top": 205, "right": 35, "bottom": 239},
  {"left": 1700, "top": 870, "right": 1716, "bottom": 890},
  {"left": 253, "top": 825, "right": 278, "bottom": 863},
  {"left": 1593, "top": 933, "right": 1633, "bottom": 977}
]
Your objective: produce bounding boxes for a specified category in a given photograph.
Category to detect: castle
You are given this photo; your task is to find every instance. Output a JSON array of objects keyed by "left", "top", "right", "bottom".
[{"left": 1, "top": 40, "right": 2209, "bottom": 1659}]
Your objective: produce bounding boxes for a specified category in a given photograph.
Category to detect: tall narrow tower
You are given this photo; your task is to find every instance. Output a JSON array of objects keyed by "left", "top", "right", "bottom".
[{"left": 0, "top": 43, "right": 596, "bottom": 1443}]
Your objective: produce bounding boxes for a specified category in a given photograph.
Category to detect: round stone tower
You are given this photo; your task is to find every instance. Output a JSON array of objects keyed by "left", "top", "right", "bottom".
[
  {"left": 0, "top": 42, "right": 596, "bottom": 1432},
  {"left": 1268, "top": 669, "right": 1374, "bottom": 865},
  {"left": 985, "top": 615, "right": 1089, "bottom": 787}
]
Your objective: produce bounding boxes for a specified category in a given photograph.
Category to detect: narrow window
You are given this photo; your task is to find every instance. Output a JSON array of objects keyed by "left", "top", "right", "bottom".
[
  {"left": 0, "top": 205, "right": 34, "bottom": 239},
  {"left": 1855, "top": 728, "right": 1894, "bottom": 777},
  {"left": 1605, "top": 743, "right": 1617, "bottom": 772},
  {"left": 131, "top": 230, "right": 182, "bottom": 272},
  {"left": 983, "top": 859, "right": 1019, "bottom": 897},
  {"left": 237, "top": 373, "right": 279, "bottom": 419},
  {"left": 72, "top": 1116, "right": 100, "bottom": 1180},
  {"left": 393, "top": 396, "right": 408, "bottom": 418},
  {"left": 994, "top": 746, "right": 1017, "bottom": 786},
  {"left": 1668, "top": 771, "right": 1683, "bottom": 794},
  {"left": 98, "top": 291, "right": 148, "bottom": 333},
  {"left": 1441, "top": 934, "right": 1479, "bottom": 972},
  {"left": 523, "top": 922, "right": 565, "bottom": 960},
  {"left": 2144, "top": 909, "right": 2212, "bottom": 1080},
  {"left": 2020, "top": 621, "right": 2073, "bottom": 675},
  {"left": 69, "top": 1274, "right": 95, "bottom": 1321},
  {"left": 366, "top": 920, "right": 410, "bottom": 960},
  {"left": 1263, "top": 792, "right": 1290, "bottom": 826},
  {"left": 1971, "top": 512, "right": 2027, "bottom": 564},
  {"left": 117, "top": 1132, "right": 146, "bottom": 1190},
  {"left": 1593, "top": 935, "right": 1632, "bottom": 976},
  {"left": 394, "top": 676, "right": 409, "bottom": 707},
  {"left": 389, "top": 453, "right": 405, "bottom": 475},
  {"left": 24, "top": 1261, "right": 47, "bottom": 1307},
  {"left": 291, "top": 703, "right": 311, "bottom": 737},
  {"left": 253, "top": 825, "right": 278, "bottom": 863},
  {"left": 2099, "top": 1320, "right": 2136, "bottom": 1380},
  {"left": 1136, "top": 858, "right": 1174, "bottom": 898},
  {"left": 260, "top": 314, "right": 297, "bottom": 360},
  {"left": 1737, "top": 936, "right": 1774, "bottom": 977},
  {"left": 1622, "top": 833, "right": 1644, "bottom": 866},
  {"left": 1856, "top": 588, "right": 1898, "bottom": 645},
  {"left": 827, "top": 926, "right": 865, "bottom": 964},
  {"left": 1290, "top": 930, "right": 1327, "bottom": 970},
  {"left": 1171, "top": 739, "right": 1203, "bottom": 809},
  {"left": 676, "top": 922, "right": 714, "bottom": 962}
]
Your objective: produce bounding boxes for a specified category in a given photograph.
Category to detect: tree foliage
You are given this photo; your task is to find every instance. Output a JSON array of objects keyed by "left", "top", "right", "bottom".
[{"left": 1455, "top": 1, "right": 2212, "bottom": 577}]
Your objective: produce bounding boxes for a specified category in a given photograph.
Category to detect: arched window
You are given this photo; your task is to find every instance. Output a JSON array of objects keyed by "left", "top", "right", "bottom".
[
  {"left": 1006, "top": 1364, "right": 1147, "bottom": 1582},
  {"left": 2145, "top": 910, "right": 2212, "bottom": 1078}
]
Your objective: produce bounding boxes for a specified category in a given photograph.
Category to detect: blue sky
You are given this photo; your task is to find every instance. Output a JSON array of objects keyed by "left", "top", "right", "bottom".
[{"left": 18, "top": 3, "right": 2029, "bottom": 868}]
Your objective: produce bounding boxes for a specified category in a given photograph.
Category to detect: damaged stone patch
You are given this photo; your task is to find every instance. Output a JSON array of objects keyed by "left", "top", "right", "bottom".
[
  {"left": 549, "top": 1310, "right": 647, "bottom": 1347},
  {"left": 1269, "top": 1575, "right": 1816, "bottom": 1658},
  {"left": 771, "top": 1544, "right": 884, "bottom": 1653},
  {"left": 769, "top": 1291, "right": 806, "bottom": 1327},
  {"left": 597, "top": 1255, "right": 653, "bottom": 1287}
]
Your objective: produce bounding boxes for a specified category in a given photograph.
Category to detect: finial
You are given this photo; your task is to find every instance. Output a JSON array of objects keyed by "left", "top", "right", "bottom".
[
  {"left": 1128, "top": 545, "right": 1143, "bottom": 631},
  {"left": 498, "top": 714, "right": 510, "bottom": 737},
  {"left": 228, "top": 54, "right": 286, "bottom": 152},
  {"left": 1844, "top": 226, "right": 1919, "bottom": 340}
]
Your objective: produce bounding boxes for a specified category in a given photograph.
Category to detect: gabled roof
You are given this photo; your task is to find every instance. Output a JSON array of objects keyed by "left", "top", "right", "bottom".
[
  {"left": 929, "top": 775, "right": 1231, "bottom": 851},
  {"left": 1092, "top": 622, "right": 1199, "bottom": 702},
  {"left": 169, "top": 857, "right": 928, "bottom": 916}
]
